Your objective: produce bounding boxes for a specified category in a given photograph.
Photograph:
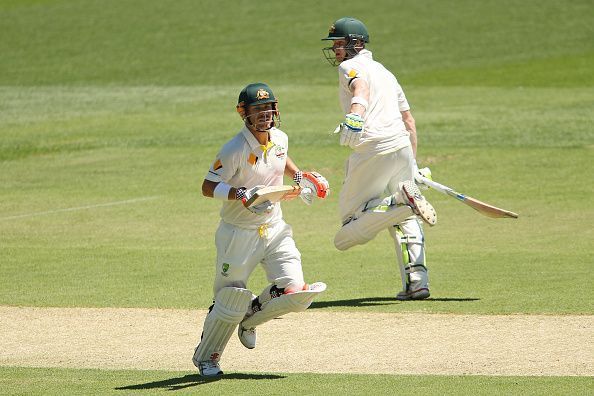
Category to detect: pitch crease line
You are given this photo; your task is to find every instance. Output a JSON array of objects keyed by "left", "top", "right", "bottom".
[{"left": 0, "top": 196, "right": 161, "bottom": 221}]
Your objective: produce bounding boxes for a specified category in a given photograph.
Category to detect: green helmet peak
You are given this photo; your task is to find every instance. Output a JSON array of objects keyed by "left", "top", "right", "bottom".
[{"left": 322, "top": 17, "right": 369, "bottom": 43}]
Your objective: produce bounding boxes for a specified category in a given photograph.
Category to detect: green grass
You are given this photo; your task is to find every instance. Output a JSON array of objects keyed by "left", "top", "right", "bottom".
[
  {"left": 0, "top": 86, "right": 591, "bottom": 313},
  {"left": 0, "top": 367, "right": 592, "bottom": 395},
  {"left": 0, "top": 0, "right": 593, "bottom": 392},
  {"left": 0, "top": 0, "right": 592, "bottom": 87}
]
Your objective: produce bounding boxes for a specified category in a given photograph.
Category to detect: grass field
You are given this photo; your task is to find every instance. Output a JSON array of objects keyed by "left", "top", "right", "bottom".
[{"left": 1, "top": 0, "right": 593, "bottom": 394}]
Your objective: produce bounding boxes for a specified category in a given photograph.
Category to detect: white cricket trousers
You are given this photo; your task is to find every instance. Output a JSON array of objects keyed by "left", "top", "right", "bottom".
[
  {"left": 212, "top": 220, "right": 304, "bottom": 296},
  {"left": 339, "top": 145, "right": 415, "bottom": 222}
]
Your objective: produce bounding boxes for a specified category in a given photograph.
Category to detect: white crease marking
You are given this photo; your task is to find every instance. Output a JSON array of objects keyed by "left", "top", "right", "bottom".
[{"left": 0, "top": 196, "right": 161, "bottom": 221}]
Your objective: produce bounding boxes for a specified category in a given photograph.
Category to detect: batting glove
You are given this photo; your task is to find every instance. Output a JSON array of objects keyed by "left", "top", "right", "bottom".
[
  {"left": 415, "top": 167, "right": 433, "bottom": 190},
  {"left": 333, "top": 113, "right": 364, "bottom": 149},
  {"left": 298, "top": 171, "right": 330, "bottom": 205}
]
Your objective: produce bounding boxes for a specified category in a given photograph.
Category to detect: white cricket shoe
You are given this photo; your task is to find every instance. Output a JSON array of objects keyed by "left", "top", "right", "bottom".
[
  {"left": 194, "top": 358, "right": 223, "bottom": 377},
  {"left": 238, "top": 325, "right": 257, "bottom": 349},
  {"left": 397, "top": 288, "right": 430, "bottom": 300},
  {"left": 397, "top": 268, "right": 430, "bottom": 300},
  {"left": 401, "top": 180, "right": 437, "bottom": 226}
]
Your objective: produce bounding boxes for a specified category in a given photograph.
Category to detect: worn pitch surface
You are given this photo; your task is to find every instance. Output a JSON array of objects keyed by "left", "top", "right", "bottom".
[{"left": 1, "top": 307, "right": 591, "bottom": 376}]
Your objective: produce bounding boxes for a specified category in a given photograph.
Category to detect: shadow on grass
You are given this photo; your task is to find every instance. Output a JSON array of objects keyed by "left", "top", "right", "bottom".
[
  {"left": 310, "top": 297, "right": 397, "bottom": 308},
  {"left": 310, "top": 296, "right": 480, "bottom": 308},
  {"left": 116, "top": 372, "right": 286, "bottom": 391},
  {"left": 425, "top": 297, "right": 480, "bottom": 302}
]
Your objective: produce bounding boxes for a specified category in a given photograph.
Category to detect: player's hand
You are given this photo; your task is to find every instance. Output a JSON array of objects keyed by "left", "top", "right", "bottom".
[
  {"left": 333, "top": 113, "right": 364, "bottom": 148},
  {"left": 299, "top": 187, "right": 314, "bottom": 205},
  {"left": 242, "top": 185, "right": 274, "bottom": 215},
  {"left": 414, "top": 167, "right": 432, "bottom": 190},
  {"left": 298, "top": 172, "right": 329, "bottom": 205},
  {"left": 248, "top": 200, "right": 274, "bottom": 215}
]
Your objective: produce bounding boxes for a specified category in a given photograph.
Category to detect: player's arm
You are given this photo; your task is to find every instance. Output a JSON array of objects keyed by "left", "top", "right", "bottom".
[
  {"left": 203, "top": 178, "right": 274, "bottom": 215},
  {"left": 401, "top": 110, "right": 417, "bottom": 157},
  {"left": 202, "top": 150, "right": 250, "bottom": 203},
  {"left": 284, "top": 156, "right": 300, "bottom": 181},
  {"left": 349, "top": 78, "right": 369, "bottom": 117},
  {"left": 334, "top": 76, "right": 369, "bottom": 148},
  {"left": 201, "top": 179, "right": 240, "bottom": 200}
]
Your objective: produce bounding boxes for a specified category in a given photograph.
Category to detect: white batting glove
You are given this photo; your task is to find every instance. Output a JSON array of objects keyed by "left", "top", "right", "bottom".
[
  {"left": 333, "top": 113, "right": 364, "bottom": 149},
  {"left": 415, "top": 167, "right": 433, "bottom": 190},
  {"left": 299, "top": 171, "right": 330, "bottom": 205},
  {"left": 293, "top": 171, "right": 312, "bottom": 205},
  {"left": 299, "top": 187, "right": 314, "bottom": 205},
  {"left": 242, "top": 185, "right": 274, "bottom": 215}
]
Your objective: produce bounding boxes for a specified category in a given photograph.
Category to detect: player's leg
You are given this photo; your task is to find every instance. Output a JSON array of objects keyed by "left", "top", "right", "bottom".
[
  {"left": 389, "top": 219, "right": 430, "bottom": 300},
  {"left": 335, "top": 151, "right": 408, "bottom": 249},
  {"left": 193, "top": 223, "right": 264, "bottom": 376},
  {"left": 338, "top": 151, "right": 394, "bottom": 223},
  {"left": 237, "top": 221, "right": 326, "bottom": 349},
  {"left": 386, "top": 147, "right": 431, "bottom": 299},
  {"left": 385, "top": 147, "right": 436, "bottom": 225},
  {"left": 192, "top": 286, "right": 252, "bottom": 376},
  {"left": 335, "top": 149, "right": 435, "bottom": 250}
]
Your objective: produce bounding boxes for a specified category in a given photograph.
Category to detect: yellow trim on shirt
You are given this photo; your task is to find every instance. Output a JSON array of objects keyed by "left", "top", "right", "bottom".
[{"left": 260, "top": 141, "right": 275, "bottom": 160}]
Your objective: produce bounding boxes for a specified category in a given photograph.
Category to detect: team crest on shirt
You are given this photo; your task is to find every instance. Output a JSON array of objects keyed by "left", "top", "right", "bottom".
[
  {"left": 256, "top": 89, "right": 269, "bottom": 100},
  {"left": 275, "top": 145, "right": 286, "bottom": 159}
]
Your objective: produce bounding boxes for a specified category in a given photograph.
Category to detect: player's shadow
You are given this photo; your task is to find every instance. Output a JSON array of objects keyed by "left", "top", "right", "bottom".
[
  {"left": 426, "top": 297, "right": 481, "bottom": 302},
  {"left": 115, "top": 372, "right": 286, "bottom": 391},
  {"left": 309, "top": 296, "right": 480, "bottom": 308},
  {"left": 310, "top": 297, "right": 397, "bottom": 308}
]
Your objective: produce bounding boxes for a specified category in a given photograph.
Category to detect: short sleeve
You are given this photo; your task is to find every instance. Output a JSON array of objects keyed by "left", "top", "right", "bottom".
[
  {"left": 395, "top": 80, "right": 410, "bottom": 112},
  {"left": 338, "top": 61, "right": 366, "bottom": 93},
  {"left": 204, "top": 143, "right": 240, "bottom": 184}
]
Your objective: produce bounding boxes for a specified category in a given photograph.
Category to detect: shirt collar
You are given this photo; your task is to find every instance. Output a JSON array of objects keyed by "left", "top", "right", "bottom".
[
  {"left": 357, "top": 49, "right": 373, "bottom": 59},
  {"left": 241, "top": 126, "right": 277, "bottom": 151}
]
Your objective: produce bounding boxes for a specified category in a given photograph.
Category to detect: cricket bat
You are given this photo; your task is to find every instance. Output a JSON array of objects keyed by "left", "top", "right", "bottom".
[
  {"left": 417, "top": 176, "right": 519, "bottom": 219},
  {"left": 244, "top": 185, "right": 301, "bottom": 208}
]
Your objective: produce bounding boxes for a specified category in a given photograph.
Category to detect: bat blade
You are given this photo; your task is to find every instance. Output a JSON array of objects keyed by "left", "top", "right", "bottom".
[
  {"left": 244, "top": 185, "right": 301, "bottom": 207},
  {"left": 447, "top": 191, "right": 519, "bottom": 218},
  {"left": 418, "top": 176, "right": 518, "bottom": 219}
]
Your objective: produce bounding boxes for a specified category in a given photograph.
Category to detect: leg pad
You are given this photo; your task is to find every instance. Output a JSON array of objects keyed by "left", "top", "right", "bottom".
[
  {"left": 334, "top": 204, "right": 414, "bottom": 251},
  {"left": 193, "top": 287, "right": 252, "bottom": 363},
  {"left": 241, "top": 282, "right": 326, "bottom": 329}
]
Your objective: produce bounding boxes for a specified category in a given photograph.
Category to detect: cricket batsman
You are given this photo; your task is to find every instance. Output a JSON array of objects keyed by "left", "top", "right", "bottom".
[
  {"left": 192, "top": 83, "right": 329, "bottom": 377},
  {"left": 322, "top": 17, "right": 437, "bottom": 300}
]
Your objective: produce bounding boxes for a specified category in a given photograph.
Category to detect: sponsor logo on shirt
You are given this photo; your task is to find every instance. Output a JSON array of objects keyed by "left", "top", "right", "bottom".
[{"left": 275, "top": 145, "right": 286, "bottom": 159}]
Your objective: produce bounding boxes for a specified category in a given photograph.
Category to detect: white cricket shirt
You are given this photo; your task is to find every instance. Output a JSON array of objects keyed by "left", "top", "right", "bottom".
[
  {"left": 205, "top": 126, "right": 288, "bottom": 228},
  {"left": 338, "top": 49, "right": 412, "bottom": 154}
]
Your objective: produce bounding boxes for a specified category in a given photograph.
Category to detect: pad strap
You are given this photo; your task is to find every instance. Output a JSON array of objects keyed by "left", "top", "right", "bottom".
[{"left": 241, "top": 282, "right": 326, "bottom": 329}]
